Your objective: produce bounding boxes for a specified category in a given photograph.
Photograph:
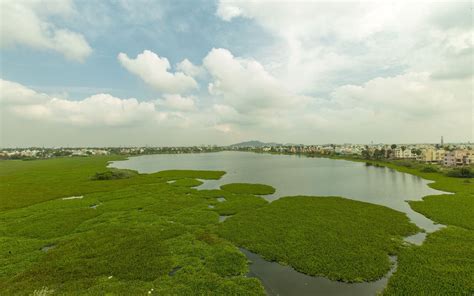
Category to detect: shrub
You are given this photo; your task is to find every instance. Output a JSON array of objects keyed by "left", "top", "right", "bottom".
[
  {"left": 91, "top": 169, "right": 137, "bottom": 180},
  {"left": 420, "top": 165, "right": 439, "bottom": 173},
  {"left": 396, "top": 160, "right": 414, "bottom": 168},
  {"left": 445, "top": 167, "right": 474, "bottom": 178}
]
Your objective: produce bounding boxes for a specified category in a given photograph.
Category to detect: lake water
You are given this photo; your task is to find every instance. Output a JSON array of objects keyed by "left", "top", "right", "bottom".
[
  {"left": 241, "top": 248, "right": 397, "bottom": 296},
  {"left": 110, "top": 151, "right": 447, "bottom": 295},
  {"left": 110, "top": 151, "right": 445, "bottom": 232}
]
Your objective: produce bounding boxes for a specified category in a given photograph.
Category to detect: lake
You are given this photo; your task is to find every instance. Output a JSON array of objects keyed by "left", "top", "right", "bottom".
[{"left": 110, "top": 151, "right": 445, "bottom": 232}]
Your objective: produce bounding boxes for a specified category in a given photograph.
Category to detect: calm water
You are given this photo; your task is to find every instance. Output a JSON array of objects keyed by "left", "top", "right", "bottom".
[
  {"left": 110, "top": 151, "right": 445, "bottom": 232},
  {"left": 241, "top": 248, "right": 397, "bottom": 296}
]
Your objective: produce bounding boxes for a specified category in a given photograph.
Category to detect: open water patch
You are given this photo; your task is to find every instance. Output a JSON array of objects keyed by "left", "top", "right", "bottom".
[
  {"left": 219, "top": 215, "right": 231, "bottom": 223},
  {"left": 241, "top": 248, "right": 397, "bottom": 296},
  {"left": 62, "top": 196, "right": 83, "bottom": 200},
  {"left": 41, "top": 244, "right": 56, "bottom": 252}
]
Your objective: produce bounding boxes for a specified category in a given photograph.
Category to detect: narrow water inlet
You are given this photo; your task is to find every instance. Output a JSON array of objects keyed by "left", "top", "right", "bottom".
[
  {"left": 62, "top": 196, "right": 83, "bottom": 200},
  {"left": 241, "top": 248, "right": 397, "bottom": 296},
  {"left": 41, "top": 244, "right": 56, "bottom": 252},
  {"left": 219, "top": 215, "right": 231, "bottom": 222}
]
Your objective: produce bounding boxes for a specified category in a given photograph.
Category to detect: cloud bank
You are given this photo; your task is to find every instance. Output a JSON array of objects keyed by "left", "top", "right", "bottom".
[{"left": 0, "top": 0, "right": 92, "bottom": 61}]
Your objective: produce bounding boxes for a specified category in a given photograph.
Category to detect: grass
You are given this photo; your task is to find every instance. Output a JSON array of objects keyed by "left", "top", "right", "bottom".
[
  {"left": 170, "top": 178, "right": 204, "bottom": 187},
  {"left": 0, "top": 156, "right": 225, "bottom": 211},
  {"left": 220, "top": 183, "right": 276, "bottom": 195},
  {"left": 219, "top": 196, "right": 419, "bottom": 282},
  {"left": 384, "top": 226, "right": 474, "bottom": 295},
  {"left": 1, "top": 154, "right": 472, "bottom": 295},
  {"left": 0, "top": 157, "right": 265, "bottom": 295}
]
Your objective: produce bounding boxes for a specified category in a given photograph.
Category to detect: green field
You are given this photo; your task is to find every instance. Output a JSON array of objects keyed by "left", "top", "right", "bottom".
[
  {"left": 0, "top": 155, "right": 472, "bottom": 295},
  {"left": 219, "top": 196, "right": 418, "bottom": 282}
]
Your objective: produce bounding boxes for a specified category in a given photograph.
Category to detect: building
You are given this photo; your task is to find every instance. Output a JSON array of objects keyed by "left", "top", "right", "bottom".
[
  {"left": 418, "top": 148, "right": 446, "bottom": 163},
  {"left": 444, "top": 150, "right": 472, "bottom": 166},
  {"left": 393, "top": 148, "right": 416, "bottom": 159}
]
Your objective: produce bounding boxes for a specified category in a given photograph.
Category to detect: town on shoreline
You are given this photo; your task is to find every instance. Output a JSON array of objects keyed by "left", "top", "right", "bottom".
[{"left": 1, "top": 139, "right": 473, "bottom": 168}]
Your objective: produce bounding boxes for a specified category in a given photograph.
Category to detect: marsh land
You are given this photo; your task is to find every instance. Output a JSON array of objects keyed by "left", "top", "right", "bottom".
[{"left": 0, "top": 152, "right": 472, "bottom": 295}]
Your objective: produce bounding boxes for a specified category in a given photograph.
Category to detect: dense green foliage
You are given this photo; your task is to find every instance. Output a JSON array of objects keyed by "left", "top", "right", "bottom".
[
  {"left": 91, "top": 169, "right": 138, "bottom": 180},
  {"left": 384, "top": 226, "right": 474, "bottom": 295},
  {"left": 219, "top": 196, "right": 418, "bottom": 282},
  {"left": 170, "top": 178, "right": 204, "bottom": 187},
  {"left": 0, "top": 157, "right": 264, "bottom": 295},
  {"left": 220, "top": 183, "right": 276, "bottom": 195},
  {"left": 445, "top": 167, "right": 474, "bottom": 178},
  {"left": 0, "top": 157, "right": 224, "bottom": 211}
]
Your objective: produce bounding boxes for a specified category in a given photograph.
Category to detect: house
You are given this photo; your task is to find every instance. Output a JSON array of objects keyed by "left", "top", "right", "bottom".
[
  {"left": 418, "top": 148, "right": 446, "bottom": 163},
  {"left": 393, "top": 148, "right": 415, "bottom": 159},
  {"left": 443, "top": 150, "right": 472, "bottom": 166}
]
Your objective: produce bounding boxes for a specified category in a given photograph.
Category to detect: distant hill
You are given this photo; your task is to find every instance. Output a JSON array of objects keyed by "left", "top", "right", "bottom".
[{"left": 229, "top": 140, "right": 282, "bottom": 147}]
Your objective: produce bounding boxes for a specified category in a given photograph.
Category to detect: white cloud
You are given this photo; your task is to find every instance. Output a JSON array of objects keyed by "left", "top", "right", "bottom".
[
  {"left": 329, "top": 72, "right": 468, "bottom": 117},
  {"left": 203, "top": 48, "right": 309, "bottom": 113},
  {"left": 0, "top": 0, "right": 92, "bottom": 62},
  {"left": 176, "top": 59, "right": 204, "bottom": 77},
  {"left": 0, "top": 79, "right": 50, "bottom": 105},
  {"left": 118, "top": 50, "right": 198, "bottom": 94},
  {"left": 156, "top": 94, "right": 196, "bottom": 111},
  {"left": 1, "top": 79, "right": 159, "bottom": 127},
  {"left": 305, "top": 71, "right": 473, "bottom": 142},
  {"left": 216, "top": 1, "right": 473, "bottom": 94}
]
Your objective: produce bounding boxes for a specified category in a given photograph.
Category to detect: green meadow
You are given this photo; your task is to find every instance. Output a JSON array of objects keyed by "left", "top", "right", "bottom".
[{"left": 0, "top": 155, "right": 472, "bottom": 295}]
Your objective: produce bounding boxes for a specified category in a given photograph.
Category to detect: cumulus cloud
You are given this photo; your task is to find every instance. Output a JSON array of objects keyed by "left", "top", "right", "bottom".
[
  {"left": 329, "top": 72, "right": 469, "bottom": 117},
  {"left": 176, "top": 59, "right": 204, "bottom": 77},
  {"left": 156, "top": 94, "right": 197, "bottom": 111},
  {"left": 118, "top": 50, "right": 198, "bottom": 93},
  {"left": 0, "top": 0, "right": 92, "bottom": 61},
  {"left": 0, "top": 79, "right": 50, "bottom": 105},
  {"left": 216, "top": 1, "right": 473, "bottom": 93},
  {"left": 203, "top": 48, "right": 309, "bottom": 113},
  {"left": 303, "top": 71, "right": 473, "bottom": 142},
  {"left": 1, "top": 79, "right": 159, "bottom": 127}
]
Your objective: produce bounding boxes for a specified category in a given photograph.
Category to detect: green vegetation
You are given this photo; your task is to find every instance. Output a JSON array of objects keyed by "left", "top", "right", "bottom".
[
  {"left": 0, "top": 157, "right": 264, "bottom": 295},
  {"left": 445, "top": 167, "right": 474, "bottom": 178},
  {"left": 220, "top": 183, "right": 276, "bottom": 195},
  {"left": 1, "top": 154, "right": 472, "bottom": 295},
  {"left": 0, "top": 156, "right": 224, "bottom": 211},
  {"left": 384, "top": 226, "right": 474, "bottom": 295},
  {"left": 219, "top": 196, "right": 418, "bottom": 282},
  {"left": 91, "top": 168, "right": 138, "bottom": 180},
  {"left": 170, "top": 178, "right": 204, "bottom": 187}
]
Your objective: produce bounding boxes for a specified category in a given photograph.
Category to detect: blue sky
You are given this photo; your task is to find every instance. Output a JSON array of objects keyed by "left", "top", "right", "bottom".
[
  {"left": 0, "top": 0, "right": 472, "bottom": 147},
  {"left": 2, "top": 0, "right": 273, "bottom": 100}
]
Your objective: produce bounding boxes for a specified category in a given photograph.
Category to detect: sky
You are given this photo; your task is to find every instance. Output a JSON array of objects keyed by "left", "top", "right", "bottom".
[{"left": 0, "top": 0, "right": 472, "bottom": 147}]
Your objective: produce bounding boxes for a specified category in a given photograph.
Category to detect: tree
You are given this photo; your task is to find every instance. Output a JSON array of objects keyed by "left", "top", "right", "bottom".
[
  {"left": 401, "top": 146, "right": 406, "bottom": 152},
  {"left": 362, "top": 149, "right": 371, "bottom": 159},
  {"left": 391, "top": 144, "right": 397, "bottom": 150}
]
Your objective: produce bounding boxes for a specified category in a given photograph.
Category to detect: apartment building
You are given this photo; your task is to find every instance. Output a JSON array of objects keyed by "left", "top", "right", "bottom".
[
  {"left": 418, "top": 148, "right": 446, "bottom": 163},
  {"left": 393, "top": 148, "right": 416, "bottom": 159},
  {"left": 444, "top": 150, "right": 473, "bottom": 166}
]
